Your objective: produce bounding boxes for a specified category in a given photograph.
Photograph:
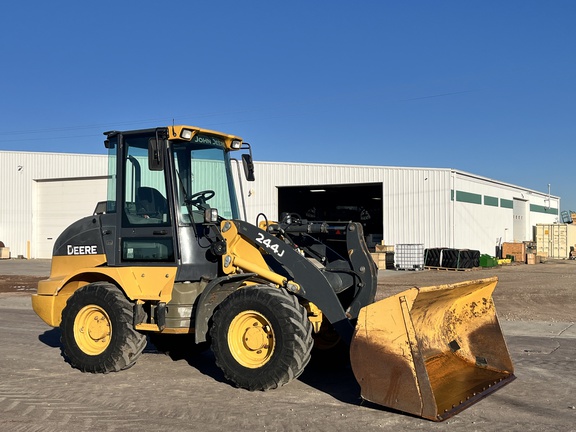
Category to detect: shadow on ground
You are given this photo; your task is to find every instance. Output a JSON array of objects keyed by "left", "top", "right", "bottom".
[{"left": 39, "top": 327, "right": 61, "bottom": 348}]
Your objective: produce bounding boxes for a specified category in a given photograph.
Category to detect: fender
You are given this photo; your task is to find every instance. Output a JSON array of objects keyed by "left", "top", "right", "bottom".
[{"left": 194, "top": 273, "right": 257, "bottom": 344}]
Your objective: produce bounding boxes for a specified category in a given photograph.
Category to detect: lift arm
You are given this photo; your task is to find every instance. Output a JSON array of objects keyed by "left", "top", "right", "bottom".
[{"left": 218, "top": 219, "right": 378, "bottom": 344}]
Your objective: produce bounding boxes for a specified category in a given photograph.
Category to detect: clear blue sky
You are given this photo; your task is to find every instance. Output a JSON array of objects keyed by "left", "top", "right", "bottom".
[{"left": 1, "top": 1, "right": 575, "bottom": 212}]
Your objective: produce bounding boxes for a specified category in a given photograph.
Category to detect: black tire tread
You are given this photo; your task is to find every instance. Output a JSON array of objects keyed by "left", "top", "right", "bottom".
[
  {"left": 210, "top": 286, "right": 313, "bottom": 391},
  {"left": 60, "top": 282, "right": 146, "bottom": 373}
]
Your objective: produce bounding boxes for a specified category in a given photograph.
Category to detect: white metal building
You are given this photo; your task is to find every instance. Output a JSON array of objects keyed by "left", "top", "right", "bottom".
[
  {"left": 0, "top": 151, "right": 560, "bottom": 259},
  {"left": 0, "top": 151, "right": 108, "bottom": 259},
  {"left": 241, "top": 161, "right": 559, "bottom": 256}
]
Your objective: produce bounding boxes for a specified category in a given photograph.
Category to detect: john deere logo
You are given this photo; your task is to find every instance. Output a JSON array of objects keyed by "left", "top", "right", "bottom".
[{"left": 67, "top": 245, "right": 98, "bottom": 255}]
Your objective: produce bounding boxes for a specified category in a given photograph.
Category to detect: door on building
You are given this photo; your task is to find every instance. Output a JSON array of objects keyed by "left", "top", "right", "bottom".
[
  {"left": 513, "top": 198, "right": 528, "bottom": 242},
  {"left": 35, "top": 177, "right": 108, "bottom": 259},
  {"left": 277, "top": 183, "right": 383, "bottom": 253}
]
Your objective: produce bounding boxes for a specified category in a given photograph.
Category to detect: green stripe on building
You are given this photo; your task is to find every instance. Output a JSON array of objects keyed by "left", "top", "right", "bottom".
[
  {"left": 484, "top": 195, "right": 499, "bottom": 207},
  {"left": 456, "top": 190, "right": 482, "bottom": 204},
  {"left": 450, "top": 191, "right": 553, "bottom": 212},
  {"left": 530, "top": 204, "right": 558, "bottom": 215}
]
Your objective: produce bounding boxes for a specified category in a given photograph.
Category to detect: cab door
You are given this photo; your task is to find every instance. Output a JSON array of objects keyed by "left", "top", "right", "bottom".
[{"left": 116, "top": 131, "right": 177, "bottom": 266}]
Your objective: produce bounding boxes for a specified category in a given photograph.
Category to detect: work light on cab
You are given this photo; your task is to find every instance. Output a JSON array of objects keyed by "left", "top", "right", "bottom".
[
  {"left": 180, "top": 129, "right": 194, "bottom": 140},
  {"left": 205, "top": 208, "right": 219, "bottom": 223}
]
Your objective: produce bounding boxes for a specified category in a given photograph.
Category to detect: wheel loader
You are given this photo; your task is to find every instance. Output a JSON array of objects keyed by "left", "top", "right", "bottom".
[{"left": 32, "top": 125, "right": 515, "bottom": 421}]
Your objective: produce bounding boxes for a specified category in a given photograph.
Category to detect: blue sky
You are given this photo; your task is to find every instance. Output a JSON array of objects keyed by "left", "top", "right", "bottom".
[{"left": 1, "top": 1, "right": 575, "bottom": 212}]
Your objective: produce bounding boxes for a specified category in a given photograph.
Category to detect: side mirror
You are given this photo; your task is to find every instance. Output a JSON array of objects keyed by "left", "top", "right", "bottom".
[
  {"left": 242, "top": 154, "right": 255, "bottom": 182},
  {"left": 148, "top": 138, "right": 164, "bottom": 171}
]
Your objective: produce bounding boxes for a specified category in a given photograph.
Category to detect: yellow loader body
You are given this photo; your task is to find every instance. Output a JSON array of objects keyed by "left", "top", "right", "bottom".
[
  {"left": 350, "top": 276, "right": 514, "bottom": 421},
  {"left": 30, "top": 124, "right": 515, "bottom": 422}
]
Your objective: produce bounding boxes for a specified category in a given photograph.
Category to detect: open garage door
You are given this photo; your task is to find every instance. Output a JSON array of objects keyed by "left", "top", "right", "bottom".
[
  {"left": 278, "top": 183, "right": 383, "bottom": 252},
  {"left": 35, "top": 176, "right": 108, "bottom": 258}
]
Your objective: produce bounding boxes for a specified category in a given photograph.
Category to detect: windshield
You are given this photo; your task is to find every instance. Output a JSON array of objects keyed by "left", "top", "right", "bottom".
[{"left": 172, "top": 134, "right": 240, "bottom": 224}]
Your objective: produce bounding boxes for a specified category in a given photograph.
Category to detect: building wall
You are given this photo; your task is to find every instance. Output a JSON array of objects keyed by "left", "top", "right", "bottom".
[
  {"left": 238, "top": 161, "right": 560, "bottom": 255},
  {"left": 381, "top": 167, "right": 453, "bottom": 248},
  {"left": 243, "top": 163, "right": 459, "bottom": 249},
  {"left": 451, "top": 171, "right": 558, "bottom": 253},
  {"left": 240, "top": 162, "right": 455, "bottom": 249},
  {"left": 0, "top": 151, "right": 108, "bottom": 258},
  {"left": 0, "top": 151, "right": 561, "bottom": 258}
]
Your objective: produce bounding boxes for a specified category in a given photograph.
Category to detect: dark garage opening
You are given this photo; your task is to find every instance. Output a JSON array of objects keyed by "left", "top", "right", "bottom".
[{"left": 277, "top": 183, "right": 383, "bottom": 253}]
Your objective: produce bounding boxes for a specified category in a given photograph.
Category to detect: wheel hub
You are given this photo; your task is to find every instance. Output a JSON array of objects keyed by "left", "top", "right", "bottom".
[
  {"left": 74, "top": 305, "right": 112, "bottom": 355},
  {"left": 244, "top": 325, "right": 269, "bottom": 351},
  {"left": 228, "top": 311, "right": 275, "bottom": 368},
  {"left": 88, "top": 314, "right": 109, "bottom": 340}
]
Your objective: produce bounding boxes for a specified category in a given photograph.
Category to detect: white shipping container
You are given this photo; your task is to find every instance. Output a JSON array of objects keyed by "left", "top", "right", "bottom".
[{"left": 535, "top": 224, "right": 576, "bottom": 259}]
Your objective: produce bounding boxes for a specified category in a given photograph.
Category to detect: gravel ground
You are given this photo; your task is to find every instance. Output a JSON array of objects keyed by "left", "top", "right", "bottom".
[{"left": 0, "top": 258, "right": 575, "bottom": 431}]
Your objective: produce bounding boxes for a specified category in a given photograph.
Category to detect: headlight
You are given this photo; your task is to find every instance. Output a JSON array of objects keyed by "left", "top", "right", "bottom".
[
  {"left": 204, "top": 208, "right": 219, "bottom": 223},
  {"left": 180, "top": 129, "right": 193, "bottom": 140},
  {"left": 231, "top": 139, "right": 242, "bottom": 149}
]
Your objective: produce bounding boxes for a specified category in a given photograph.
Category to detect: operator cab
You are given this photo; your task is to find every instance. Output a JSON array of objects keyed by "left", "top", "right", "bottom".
[{"left": 101, "top": 126, "right": 253, "bottom": 281}]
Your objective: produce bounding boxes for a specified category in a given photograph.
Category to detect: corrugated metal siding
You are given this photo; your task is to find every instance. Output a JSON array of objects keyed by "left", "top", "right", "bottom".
[
  {"left": 1, "top": 151, "right": 562, "bottom": 258},
  {"left": 240, "top": 162, "right": 559, "bottom": 255},
  {"left": 242, "top": 162, "right": 454, "bottom": 249},
  {"left": 0, "top": 151, "right": 107, "bottom": 258},
  {"left": 452, "top": 172, "right": 559, "bottom": 253},
  {"left": 382, "top": 167, "right": 452, "bottom": 247}
]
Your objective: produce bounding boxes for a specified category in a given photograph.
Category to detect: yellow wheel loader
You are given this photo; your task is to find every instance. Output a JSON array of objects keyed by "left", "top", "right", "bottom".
[{"left": 32, "top": 125, "right": 514, "bottom": 421}]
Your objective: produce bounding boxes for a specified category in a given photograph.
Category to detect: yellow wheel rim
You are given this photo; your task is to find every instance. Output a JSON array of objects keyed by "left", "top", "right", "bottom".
[
  {"left": 74, "top": 305, "right": 112, "bottom": 355},
  {"left": 228, "top": 310, "right": 275, "bottom": 368}
]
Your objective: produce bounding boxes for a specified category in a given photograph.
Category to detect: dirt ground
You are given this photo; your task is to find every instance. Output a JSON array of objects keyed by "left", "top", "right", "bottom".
[
  {"left": 375, "top": 260, "right": 576, "bottom": 323},
  {"left": 0, "top": 274, "right": 44, "bottom": 294},
  {"left": 1, "top": 259, "right": 575, "bottom": 431},
  {"left": 2, "top": 259, "right": 575, "bottom": 322}
]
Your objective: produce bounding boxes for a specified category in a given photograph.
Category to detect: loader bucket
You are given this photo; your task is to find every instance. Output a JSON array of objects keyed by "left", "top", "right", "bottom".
[{"left": 350, "top": 276, "right": 515, "bottom": 421}]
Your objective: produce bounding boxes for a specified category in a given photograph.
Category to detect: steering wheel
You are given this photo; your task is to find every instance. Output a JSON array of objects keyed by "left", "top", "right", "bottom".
[{"left": 188, "top": 190, "right": 215, "bottom": 208}]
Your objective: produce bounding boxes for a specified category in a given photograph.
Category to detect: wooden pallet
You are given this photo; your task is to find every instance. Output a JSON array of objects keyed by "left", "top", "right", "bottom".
[
  {"left": 394, "top": 266, "right": 425, "bottom": 271},
  {"left": 424, "top": 266, "right": 478, "bottom": 272}
]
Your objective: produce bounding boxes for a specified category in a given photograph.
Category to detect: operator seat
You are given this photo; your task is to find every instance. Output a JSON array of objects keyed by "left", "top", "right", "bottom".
[{"left": 136, "top": 186, "right": 168, "bottom": 219}]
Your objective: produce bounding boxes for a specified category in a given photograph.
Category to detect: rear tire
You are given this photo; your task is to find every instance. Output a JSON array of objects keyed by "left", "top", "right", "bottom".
[
  {"left": 210, "top": 286, "right": 313, "bottom": 390},
  {"left": 60, "top": 282, "right": 147, "bottom": 373}
]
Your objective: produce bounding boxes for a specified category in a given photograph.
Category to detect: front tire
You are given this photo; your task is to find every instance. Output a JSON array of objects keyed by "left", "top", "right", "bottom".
[
  {"left": 60, "top": 282, "right": 147, "bottom": 373},
  {"left": 210, "top": 286, "right": 313, "bottom": 390}
]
